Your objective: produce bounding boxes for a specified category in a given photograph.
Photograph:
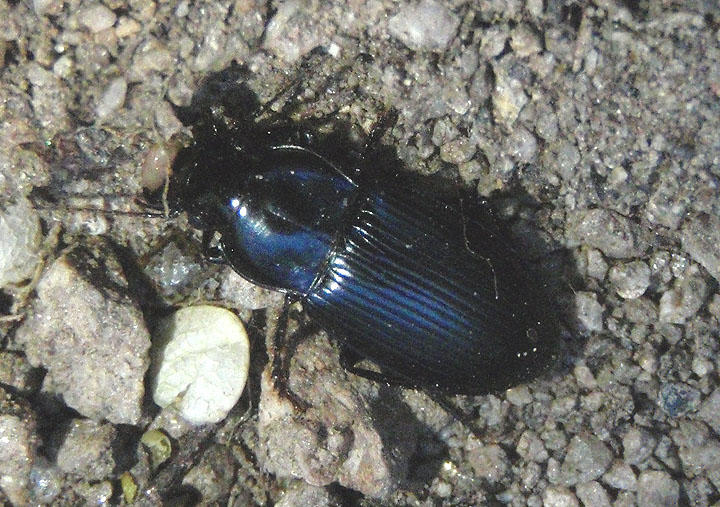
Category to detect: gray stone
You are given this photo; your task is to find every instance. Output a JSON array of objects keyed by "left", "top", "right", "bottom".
[
  {"left": 646, "top": 177, "right": 687, "bottom": 229},
  {"left": 602, "top": 460, "right": 636, "bottom": 491},
  {"left": 622, "top": 427, "right": 656, "bottom": 466},
  {"left": 586, "top": 249, "right": 609, "bottom": 280},
  {"left": 506, "top": 126, "right": 538, "bottom": 163},
  {"left": 56, "top": 419, "right": 116, "bottom": 480},
  {"left": 682, "top": 213, "right": 720, "bottom": 282},
  {"left": 466, "top": 443, "right": 509, "bottom": 483},
  {"left": 575, "top": 292, "right": 603, "bottom": 332},
  {"left": 15, "top": 241, "right": 150, "bottom": 424},
  {"left": 510, "top": 25, "right": 542, "bottom": 57},
  {"left": 275, "top": 481, "right": 337, "bottom": 507},
  {"left": 78, "top": 4, "right": 116, "bottom": 33},
  {"left": 0, "top": 197, "right": 42, "bottom": 287},
  {"left": 183, "top": 445, "right": 236, "bottom": 503},
  {"left": 480, "top": 25, "right": 509, "bottom": 58},
  {"left": 75, "top": 481, "right": 113, "bottom": 504},
  {"left": 672, "top": 420, "right": 720, "bottom": 479},
  {"left": 637, "top": 470, "right": 679, "bottom": 507},
  {"left": 0, "top": 412, "right": 37, "bottom": 505},
  {"left": 263, "top": 0, "right": 328, "bottom": 63},
  {"left": 566, "top": 209, "right": 648, "bottom": 258},
  {"left": 553, "top": 141, "right": 581, "bottom": 180},
  {"left": 575, "top": 481, "right": 610, "bottom": 507},
  {"left": 506, "top": 385, "right": 533, "bottom": 406},
  {"left": 28, "top": 458, "right": 62, "bottom": 504},
  {"left": 658, "top": 382, "right": 701, "bottom": 417},
  {"left": 659, "top": 272, "right": 708, "bottom": 323},
  {"left": 560, "top": 434, "right": 613, "bottom": 485},
  {"left": 698, "top": 388, "right": 720, "bottom": 434},
  {"left": 543, "top": 485, "right": 579, "bottom": 507},
  {"left": 608, "top": 261, "right": 651, "bottom": 299},
  {"left": 387, "top": 0, "right": 459, "bottom": 51},
  {"left": 95, "top": 77, "right": 127, "bottom": 120},
  {"left": 492, "top": 59, "right": 528, "bottom": 128},
  {"left": 0, "top": 352, "right": 41, "bottom": 394},
  {"left": 622, "top": 297, "right": 658, "bottom": 324},
  {"left": 516, "top": 430, "right": 548, "bottom": 463},
  {"left": 220, "top": 269, "right": 286, "bottom": 310},
  {"left": 439, "top": 137, "right": 475, "bottom": 165},
  {"left": 258, "top": 333, "right": 415, "bottom": 499}
]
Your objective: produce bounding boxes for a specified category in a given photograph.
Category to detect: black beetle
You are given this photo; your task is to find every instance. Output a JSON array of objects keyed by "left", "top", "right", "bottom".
[{"left": 163, "top": 75, "right": 559, "bottom": 396}]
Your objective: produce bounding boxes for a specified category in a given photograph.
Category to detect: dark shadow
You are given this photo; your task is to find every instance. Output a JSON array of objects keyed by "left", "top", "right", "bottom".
[{"left": 369, "top": 386, "right": 450, "bottom": 493}]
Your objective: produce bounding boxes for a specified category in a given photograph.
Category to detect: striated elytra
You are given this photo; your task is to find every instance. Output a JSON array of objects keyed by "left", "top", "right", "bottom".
[{"left": 166, "top": 103, "right": 559, "bottom": 395}]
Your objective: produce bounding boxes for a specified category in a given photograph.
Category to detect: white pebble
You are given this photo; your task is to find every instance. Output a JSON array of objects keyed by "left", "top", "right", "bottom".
[
  {"left": 95, "top": 77, "right": 127, "bottom": 120},
  {"left": 0, "top": 198, "right": 42, "bottom": 288},
  {"left": 152, "top": 306, "right": 250, "bottom": 425},
  {"left": 79, "top": 4, "right": 117, "bottom": 33},
  {"left": 388, "top": 0, "right": 459, "bottom": 51},
  {"left": 608, "top": 261, "right": 651, "bottom": 299}
]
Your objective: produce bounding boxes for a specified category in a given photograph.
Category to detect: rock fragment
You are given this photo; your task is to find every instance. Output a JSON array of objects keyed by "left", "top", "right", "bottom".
[{"left": 14, "top": 240, "right": 150, "bottom": 424}]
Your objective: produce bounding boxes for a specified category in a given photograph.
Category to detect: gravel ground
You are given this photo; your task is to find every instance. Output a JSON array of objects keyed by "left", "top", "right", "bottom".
[{"left": 1, "top": 0, "right": 719, "bottom": 505}]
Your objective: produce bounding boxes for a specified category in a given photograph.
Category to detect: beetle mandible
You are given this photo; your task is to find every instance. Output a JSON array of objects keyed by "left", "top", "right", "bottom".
[{"left": 162, "top": 71, "right": 560, "bottom": 396}]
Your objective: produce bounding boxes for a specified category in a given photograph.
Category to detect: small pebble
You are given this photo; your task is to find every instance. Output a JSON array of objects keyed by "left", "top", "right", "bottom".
[
  {"left": 28, "top": 458, "right": 62, "bottom": 504},
  {"left": 79, "top": 4, "right": 117, "bottom": 33},
  {"left": 505, "top": 385, "right": 533, "bottom": 406},
  {"left": 95, "top": 77, "right": 127, "bottom": 120},
  {"left": 388, "top": 0, "right": 459, "bottom": 51},
  {"left": 573, "top": 363, "right": 597, "bottom": 389},
  {"left": 480, "top": 25, "right": 508, "bottom": 58},
  {"left": 510, "top": 25, "right": 542, "bottom": 57},
  {"left": 637, "top": 470, "right": 679, "bottom": 506},
  {"left": 602, "top": 460, "right": 637, "bottom": 491},
  {"left": 566, "top": 208, "right": 647, "bottom": 258},
  {"left": 575, "top": 292, "right": 604, "bottom": 332},
  {"left": 466, "top": 443, "right": 509, "bottom": 483},
  {"left": 33, "top": 0, "right": 63, "bottom": 16},
  {"left": 622, "top": 427, "right": 656, "bottom": 465},
  {"left": 608, "top": 261, "right": 651, "bottom": 299},
  {"left": 0, "top": 198, "right": 42, "bottom": 288},
  {"left": 681, "top": 213, "right": 720, "bottom": 282},
  {"left": 559, "top": 434, "right": 613, "bottom": 485},
  {"left": 585, "top": 249, "right": 608, "bottom": 280},
  {"left": 263, "top": 1, "right": 325, "bottom": 62},
  {"left": 0, "top": 414, "right": 36, "bottom": 505},
  {"left": 672, "top": 420, "right": 720, "bottom": 479},
  {"left": 575, "top": 481, "right": 610, "bottom": 507},
  {"left": 516, "top": 431, "right": 548, "bottom": 463},
  {"left": 553, "top": 141, "right": 581, "bottom": 180},
  {"left": 543, "top": 485, "right": 579, "bottom": 507},
  {"left": 75, "top": 481, "right": 113, "bottom": 504},
  {"left": 492, "top": 61, "right": 528, "bottom": 128},
  {"left": 56, "top": 419, "right": 116, "bottom": 480},
  {"left": 698, "top": 388, "right": 720, "bottom": 434},
  {"left": 439, "top": 137, "right": 475, "bottom": 164},
  {"left": 658, "top": 273, "right": 707, "bottom": 323},
  {"left": 152, "top": 305, "right": 250, "bottom": 425}
]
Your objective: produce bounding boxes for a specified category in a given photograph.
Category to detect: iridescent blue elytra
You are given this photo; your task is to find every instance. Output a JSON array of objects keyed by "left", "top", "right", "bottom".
[{"left": 170, "top": 134, "right": 559, "bottom": 394}]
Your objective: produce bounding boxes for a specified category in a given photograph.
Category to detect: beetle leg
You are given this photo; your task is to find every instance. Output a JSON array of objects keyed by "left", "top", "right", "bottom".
[
  {"left": 362, "top": 107, "right": 399, "bottom": 155},
  {"left": 269, "top": 296, "right": 310, "bottom": 412},
  {"left": 200, "top": 230, "right": 226, "bottom": 264},
  {"left": 423, "top": 390, "right": 488, "bottom": 442},
  {"left": 338, "top": 347, "right": 416, "bottom": 387},
  {"left": 338, "top": 349, "right": 489, "bottom": 440}
]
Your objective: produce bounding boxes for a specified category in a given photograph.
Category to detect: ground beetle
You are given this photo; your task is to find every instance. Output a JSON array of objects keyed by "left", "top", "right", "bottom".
[{"left": 162, "top": 68, "right": 559, "bottom": 396}]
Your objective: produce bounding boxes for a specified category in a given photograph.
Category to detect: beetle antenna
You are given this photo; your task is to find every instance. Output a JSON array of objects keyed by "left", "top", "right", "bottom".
[{"left": 33, "top": 203, "right": 168, "bottom": 218}]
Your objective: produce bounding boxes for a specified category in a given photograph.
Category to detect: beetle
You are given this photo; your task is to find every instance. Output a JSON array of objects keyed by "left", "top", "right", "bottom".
[{"left": 160, "top": 69, "right": 560, "bottom": 396}]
